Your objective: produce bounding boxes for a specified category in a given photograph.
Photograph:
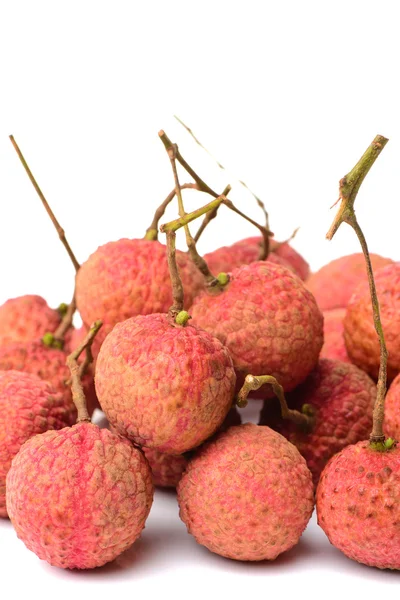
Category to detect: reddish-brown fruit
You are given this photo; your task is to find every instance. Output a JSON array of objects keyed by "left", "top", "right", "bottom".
[
  {"left": 383, "top": 373, "right": 400, "bottom": 440},
  {"left": 95, "top": 313, "right": 236, "bottom": 454},
  {"left": 306, "top": 253, "right": 393, "bottom": 311},
  {"left": 317, "top": 441, "right": 400, "bottom": 569},
  {"left": 142, "top": 448, "right": 188, "bottom": 488},
  {"left": 0, "top": 341, "right": 97, "bottom": 418},
  {"left": 191, "top": 261, "right": 323, "bottom": 395},
  {"left": 344, "top": 263, "right": 400, "bottom": 380},
  {"left": 178, "top": 423, "right": 314, "bottom": 561},
  {"left": 320, "top": 309, "right": 350, "bottom": 363},
  {"left": 6, "top": 423, "right": 153, "bottom": 569},
  {"left": 75, "top": 239, "right": 204, "bottom": 339},
  {"left": 0, "top": 370, "right": 72, "bottom": 518},
  {"left": 0, "top": 295, "right": 62, "bottom": 346},
  {"left": 259, "top": 359, "right": 376, "bottom": 485}
]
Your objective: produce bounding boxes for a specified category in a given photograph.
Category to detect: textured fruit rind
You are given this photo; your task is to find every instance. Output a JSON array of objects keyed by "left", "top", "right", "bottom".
[
  {"left": 383, "top": 373, "right": 400, "bottom": 440},
  {"left": 317, "top": 441, "right": 400, "bottom": 569},
  {"left": 6, "top": 423, "right": 154, "bottom": 569},
  {"left": 190, "top": 261, "right": 323, "bottom": 394},
  {"left": 204, "top": 241, "right": 293, "bottom": 278},
  {"left": 0, "top": 370, "right": 72, "bottom": 518},
  {"left": 306, "top": 253, "right": 393, "bottom": 312},
  {"left": 0, "top": 295, "right": 61, "bottom": 347},
  {"left": 344, "top": 263, "right": 400, "bottom": 381},
  {"left": 320, "top": 309, "right": 350, "bottom": 363},
  {"left": 95, "top": 313, "right": 236, "bottom": 454},
  {"left": 143, "top": 448, "right": 188, "bottom": 488},
  {"left": 260, "top": 359, "right": 376, "bottom": 486},
  {"left": 75, "top": 239, "right": 204, "bottom": 338},
  {"left": 178, "top": 423, "right": 314, "bottom": 561}
]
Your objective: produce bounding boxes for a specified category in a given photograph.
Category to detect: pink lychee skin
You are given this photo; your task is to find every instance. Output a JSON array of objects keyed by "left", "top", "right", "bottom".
[
  {"left": 344, "top": 263, "right": 400, "bottom": 381},
  {"left": 204, "top": 242, "right": 294, "bottom": 277},
  {"left": 0, "top": 295, "right": 62, "bottom": 346},
  {"left": 316, "top": 441, "right": 400, "bottom": 570},
  {"left": 306, "top": 253, "right": 393, "bottom": 312},
  {"left": 178, "top": 423, "right": 314, "bottom": 561},
  {"left": 75, "top": 239, "right": 204, "bottom": 339},
  {"left": 95, "top": 313, "right": 236, "bottom": 454},
  {"left": 190, "top": 261, "right": 323, "bottom": 395},
  {"left": 383, "top": 373, "right": 400, "bottom": 440},
  {"left": 320, "top": 308, "right": 350, "bottom": 363},
  {"left": 142, "top": 407, "right": 242, "bottom": 488},
  {"left": 0, "top": 341, "right": 96, "bottom": 418},
  {"left": 0, "top": 370, "right": 72, "bottom": 518},
  {"left": 231, "top": 237, "right": 310, "bottom": 280},
  {"left": 6, "top": 423, "right": 154, "bottom": 569},
  {"left": 260, "top": 359, "right": 376, "bottom": 486}
]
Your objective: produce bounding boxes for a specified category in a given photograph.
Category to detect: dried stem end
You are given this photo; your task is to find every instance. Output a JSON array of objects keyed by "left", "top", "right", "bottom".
[
  {"left": 42, "top": 332, "right": 63, "bottom": 350},
  {"left": 66, "top": 320, "right": 102, "bottom": 423},
  {"left": 236, "top": 374, "right": 314, "bottom": 431},
  {"left": 326, "top": 134, "right": 390, "bottom": 449}
]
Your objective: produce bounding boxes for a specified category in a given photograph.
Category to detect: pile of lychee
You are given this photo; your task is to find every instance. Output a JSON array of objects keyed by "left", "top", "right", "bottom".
[{"left": 1, "top": 131, "right": 399, "bottom": 574}]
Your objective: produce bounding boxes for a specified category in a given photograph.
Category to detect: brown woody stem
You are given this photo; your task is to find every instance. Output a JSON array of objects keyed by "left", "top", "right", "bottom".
[
  {"left": 174, "top": 115, "right": 270, "bottom": 230},
  {"left": 144, "top": 183, "right": 200, "bottom": 240},
  {"left": 66, "top": 320, "right": 102, "bottom": 423},
  {"left": 9, "top": 135, "right": 80, "bottom": 273},
  {"left": 166, "top": 231, "right": 185, "bottom": 320},
  {"left": 194, "top": 184, "right": 231, "bottom": 243},
  {"left": 326, "top": 134, "right": 389, "bottom": 446},
  {"left": 237, "top": 374, "right": 314, "bottom": 430}
]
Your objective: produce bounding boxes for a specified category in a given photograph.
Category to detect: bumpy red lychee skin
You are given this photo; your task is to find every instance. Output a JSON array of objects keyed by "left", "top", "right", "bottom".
[
  {"left": 0, "top": 341, "right": 96, "bottom": 418},
  {"left": 0, "top": 295, "right": 62, "bottom": 346},
  {"left": 383, "top": 374, "right": 400, "bottom": 440},
  {"left": 95, "top": 313, "right": 236, "bottom": 454},
  {"left": 259, "top": 359, "right": 376, "bottom": 486},
  {"left": 6, "top": 423, "right": 153, "bottom": 569},
  {"left": 317, "top": 441, "right": 400, "bottom": 570},
  {"left": 344, "top": 263, "right": 400, "bottom": 381},
  {"left": 306, "top": 253, "right": 393, "bottom": 311},
  {"left": 75, "top": 239, "right": 204, "bottom": 339},
  {"left": 0, "top": 370, "right": 72, "bottom": 518},
  {"left": 204, "top": 241, "right": 293, "bottom": 277},
  {"left": 190, "top": 261, "right": 323, "bottom": 395},
  {"left": 178, "top": 423, "right": 314, "bottom": 561},
  {"left": 320, "top": 309, "right": 350, "bottom": 363}
]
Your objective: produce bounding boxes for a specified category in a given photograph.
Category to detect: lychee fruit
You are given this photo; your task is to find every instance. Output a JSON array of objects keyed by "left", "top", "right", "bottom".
[
  {"left": 6, "top": 423, "right": 153, "bottom": 569},
  {"left": 344, "top": 263, "right": 400, "bottom": 381},
  {"left": 259, "top": 359, "right": 376, "bottom": 486},
  {"left": 316, "top": 441, "right": 400, "bottom": 569},
  {"left": 177, "top": 423, "right": 314, "bottom": 561},
  {"left": 95, "top": 313, "right": 236, "bottom": 454},
  {"left": 75, "top": 239, "right": 204, "bottom": 340},
  {"left": 204, "top": 240, "right": 293, "bottom": 277},
  {"left": 0, "top": 341, "right": 96, "bottom": 417},
  {"left": 190, "top": 261, "right": 323, "bottom": 395},
  {"left": 0, "top": 370, "right": 73, "bottom": 518},
  {"left": 383, "top": 373, "right": 400, "bottom": 440},
  {"left": 320, "top": 308, "right": 350, "bottom": 363},
  {"left": 0, "top": 295, "right": 63, "bottom": 346},
  {"left": 306, "top": 253, "right": 393, "bottom": 311}
]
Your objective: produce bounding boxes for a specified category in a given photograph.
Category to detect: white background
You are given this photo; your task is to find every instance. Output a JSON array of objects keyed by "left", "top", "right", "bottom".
[{"left": 1, "top": 1, "right": 400, "bottom": 597}]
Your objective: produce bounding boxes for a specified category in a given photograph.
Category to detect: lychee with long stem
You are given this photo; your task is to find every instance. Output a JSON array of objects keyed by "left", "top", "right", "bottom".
[
  {"left": 316, "top": 134, "right": 400, "bottom": 570},
  {"left": 177, "top": 423, "right": 314, "bottom": 561},
  {"left": 6, "top": 321, "right": 153, "bottom": 570},
  {"left": 0, "top": 370, "right": 73, "bottom": 518}
]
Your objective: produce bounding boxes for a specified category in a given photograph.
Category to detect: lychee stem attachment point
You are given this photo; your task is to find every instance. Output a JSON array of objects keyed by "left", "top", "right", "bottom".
[
  {"left": 66, "top": 320, "right": 103, "bottom": 423},
  {"left": 326, "top": 134, "right": 389, "bottom": 448},
  {"left": 144, "top": 182, "right": 200, "bottom": 240},
  {"left": 237, "top": 374, "right": 315, "bottom": 430},
  {"left": 158, "top": 129, "right": 272, "bottom": 259}
]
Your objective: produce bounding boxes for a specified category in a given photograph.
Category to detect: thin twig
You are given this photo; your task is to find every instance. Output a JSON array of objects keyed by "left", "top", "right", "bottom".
[
  {"left": 236, "top": 374, "right": 314, "bottom": 430},
  {"left": 144, "top": 183, "right": 200, "bottom": 240},
  {"left": 326, "top": 134, "right": 389, "bottom": 446},
  {"left": 194, "top": 184, "right": 231, "bottom": 243},
  {"left": 9, "top": 135, "right": 80, "bottom": 272},
  {"left": 66, "top": 320, "right": 103, "bottom": 423}
]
